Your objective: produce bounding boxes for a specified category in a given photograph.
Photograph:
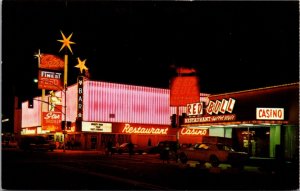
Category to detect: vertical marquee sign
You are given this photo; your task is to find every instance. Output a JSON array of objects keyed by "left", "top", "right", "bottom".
[{"left": 77, "top": 76, "right": 84, "bottom": 121}]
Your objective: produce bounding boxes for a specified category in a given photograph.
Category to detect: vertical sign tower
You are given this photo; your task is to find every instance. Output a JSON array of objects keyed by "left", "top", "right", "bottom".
[
  {"left": 57, "top": 30, "right": 75, "bottom": 152},
  {"left": 75, "top": 57, "right": 88, "bottom": 132}
]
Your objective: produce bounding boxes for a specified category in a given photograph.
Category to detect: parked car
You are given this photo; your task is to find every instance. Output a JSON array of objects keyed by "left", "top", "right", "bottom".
[
  {"left": 178, "top": 142, "right": 248, "bottom": 167},
  {"left": 148, "top": 140, "right": 179, "bottom": 154},
  {"left": 47, "top": 140, "right": 56, "bottom": 151},
  {"left": 112, "top": 143, "right": 146, "bottom": 155},
  {"left": 19, "top": 136, "right": 55, "bottom": 152}
]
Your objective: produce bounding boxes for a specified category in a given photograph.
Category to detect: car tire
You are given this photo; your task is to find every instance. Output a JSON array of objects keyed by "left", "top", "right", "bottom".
[
  {"left": 179, "top": 152, "right": 188, "bottom": 164},
  {"left": 210, "top": 155, "right": 219, "bottom": 167}
]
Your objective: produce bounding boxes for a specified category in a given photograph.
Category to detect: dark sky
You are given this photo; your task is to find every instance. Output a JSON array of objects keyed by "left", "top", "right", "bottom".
[{"left": 2, "top": 1, "right": 299, "bottom": 122}]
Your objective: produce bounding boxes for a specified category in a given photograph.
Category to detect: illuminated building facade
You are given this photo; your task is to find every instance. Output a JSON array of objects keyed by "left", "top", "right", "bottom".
[
  {"left": 18, "top": 79, "right": 298, "bottom": 160},
  {"left": 19, "top": 79, "right": 209, "bottom": 149},
  {"left": 182, "top": 82, "right": 299, "bottom": 160}
]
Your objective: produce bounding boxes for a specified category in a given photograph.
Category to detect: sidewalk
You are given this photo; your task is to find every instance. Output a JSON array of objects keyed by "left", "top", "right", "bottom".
[{"left": 54, "top": 149, "right": 105, "bottom": 154}]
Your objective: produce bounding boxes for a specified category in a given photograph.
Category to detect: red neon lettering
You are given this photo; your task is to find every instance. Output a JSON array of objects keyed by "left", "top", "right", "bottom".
[
  {"left": 193, "top": 104, "right": 197, "bottom": 115},
  {"left": 226, "top": 98, "right": 236, "bottom": 113},
  {"left": 122, "top": 124, "right": 168, "bottom": 135},
  {"left": 198, "top": 103, "right": 203, "bottom": 115},
  {"left": 278, "top": 110, "right": 282, "bottom": 118},
  {"left": 220, "top": 99, "right": 228, "bottom": 114},
  {"left": 213, "top": 100, "right": 221, "bottom": 114},
  {"left": 187, "top": 104, "right": 192, "bottom": 115},
  {"left": 181, "top": 128, "right": 207, "bottom": 136},
  {"left": 258, "top": 109, "right": 262, "bottom": 118},
  {"left": 206, "top": 101, "right": 215, "bottom": 115},
  {"left": 273, "top": 110, "right": 277, "bottom": 118},
  {"left": 258, "top": 108, "right": 284, "bottom": 119},
  {"left": 44, "top": 112, "right": 61, "bottom": 120}
]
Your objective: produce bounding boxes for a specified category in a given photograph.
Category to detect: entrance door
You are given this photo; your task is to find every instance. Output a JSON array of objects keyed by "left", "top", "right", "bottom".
[
  {"left": 117, "top": 134, "right": 131, "bottom": 145},
  {"left": 101, "top": 134, "right": 116, "bottom": 147},
  {"left": 232, "top": 127, "right": 270, "bottom": 157},
  {"left": 91, "top": 135, "right": 97, "bottom": 149}
]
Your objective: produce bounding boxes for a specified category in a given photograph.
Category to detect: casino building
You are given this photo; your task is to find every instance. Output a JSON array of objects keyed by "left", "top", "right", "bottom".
[
  {"left": 18, "top": 77, "right": 209, "bottom": 149},
  {"left": 182, "top": 82, "right": 299, "bottom": 160},
  {"left": 17, "top": 78, "right": 299, "bottom": 160}
]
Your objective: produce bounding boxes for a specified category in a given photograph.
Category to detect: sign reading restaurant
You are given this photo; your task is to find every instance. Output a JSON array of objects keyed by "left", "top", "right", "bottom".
[{"left": 122, "top": 124, "right": 168, "bottom": 135}]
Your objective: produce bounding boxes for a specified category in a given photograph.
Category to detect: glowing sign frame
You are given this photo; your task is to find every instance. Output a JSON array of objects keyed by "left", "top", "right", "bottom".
[
  {"left": 38, "top": 69, "right": 64, "bottom": 90},
  {"left": 256, "top": 108, "right": 284, "bottom": 120},
  {"left": 42, "top": 111, "right": 62, "bottom": 131}
]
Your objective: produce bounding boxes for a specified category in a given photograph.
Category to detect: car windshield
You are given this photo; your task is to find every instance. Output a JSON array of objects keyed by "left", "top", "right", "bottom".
[
  {"left": 216, "top": 144, "right": 235, "bottom": 151},
  {"left": 193, "top": 143, "right": 209, "bottom": 149},
  {"left": 119, "top": 143, "right": 128, "bottom": 147}
]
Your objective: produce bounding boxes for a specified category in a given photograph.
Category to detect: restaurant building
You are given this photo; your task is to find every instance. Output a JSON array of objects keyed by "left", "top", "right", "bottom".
[
  {"left": 19, "top": 78, "right": 208, "bottom": 149},
  {"left": 18, "top": 77, "right": 298, "bottom": 160},
  {"left": 182, "top": 82, "right": 299, "bottom": 160}
]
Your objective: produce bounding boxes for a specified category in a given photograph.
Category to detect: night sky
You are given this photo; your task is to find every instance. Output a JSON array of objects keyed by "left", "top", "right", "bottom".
[{"left": 2, "top": 1, "right": 299, "bottom": 127}]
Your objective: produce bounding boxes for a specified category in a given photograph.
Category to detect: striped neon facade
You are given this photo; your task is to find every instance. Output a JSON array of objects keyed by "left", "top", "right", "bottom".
[
  {"left": 84, "top": 81, "right": 171, "bottom": 124},
  {"left": 22, "top": 99, "right": 41, "bottom": 128},
  {"left": 21, "top": 80, "right": 210, "bottom": 127}
]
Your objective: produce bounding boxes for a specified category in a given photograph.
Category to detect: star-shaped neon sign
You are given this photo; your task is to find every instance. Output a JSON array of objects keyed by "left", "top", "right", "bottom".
[
  {"left": 34, "top": 49, "right": 43, "bottom": 67},
  {"left": 75, "top": 57, "right": 88, "bottom": 73},
  {"left": 34, "top": 49, "right": 42, "bottom": 59},
  {"left": 57, "top": 31, "right": 75, "bottom": 54}
]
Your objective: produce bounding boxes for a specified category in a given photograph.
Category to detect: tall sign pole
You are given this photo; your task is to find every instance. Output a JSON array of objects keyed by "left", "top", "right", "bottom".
[
  {"left": 34, "top": 49, "right": 45, "bottom": 127},
  {"left": 57, "top": 31, "right": 75, "bottom": 152},
  {"left": 74, "top": 57, "right": 88, "bottom": 132}
]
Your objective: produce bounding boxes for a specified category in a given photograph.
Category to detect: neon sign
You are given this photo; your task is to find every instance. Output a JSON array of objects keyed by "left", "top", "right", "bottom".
[
  {"left": 206, "top": 98, "right": 236, "bottom": 115},
  {"left": 77, "top": 76, "right": 84, "bottom": 120},
  {"left": 40, "top": 54, "right": 64, "bottom": 70},
  {"left": 187, "top": 102, "right": 203, "bottom": 116},
  {"left": 256, "top": 108, "right": 284, "bottom": 120},
  {"left": 180, "top": 128, "right": 208, "bottom": 136},
  {"left": 170, "top": 76, "right": 200, "bottom": 106},
  {"left": 38, "top": 70, "right": 63, "bottom": 90},
  {"left": 21, "top": 128, "right": 36, "bottom": 135},
  {"left": 122, "top": 124, "right": 168, "bottom": 135},
  {"left": 185, "top": 114, "right": 236, "bottom": 123},
  {"left": 42, "top": 111, "right": 62, "bottom": 131}
]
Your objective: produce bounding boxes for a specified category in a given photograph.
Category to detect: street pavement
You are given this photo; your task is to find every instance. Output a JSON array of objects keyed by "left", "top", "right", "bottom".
[{"left": 1, "top": 148, "right": 299, "bottom": 190}]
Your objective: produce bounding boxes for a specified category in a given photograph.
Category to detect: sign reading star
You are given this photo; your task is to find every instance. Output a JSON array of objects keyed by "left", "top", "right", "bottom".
[
  {"left": 75, "top": 57, "right": 88, "bottom": 73},
  {"left": 57, "top": 31, "right": 75, "bottom": 54}
]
